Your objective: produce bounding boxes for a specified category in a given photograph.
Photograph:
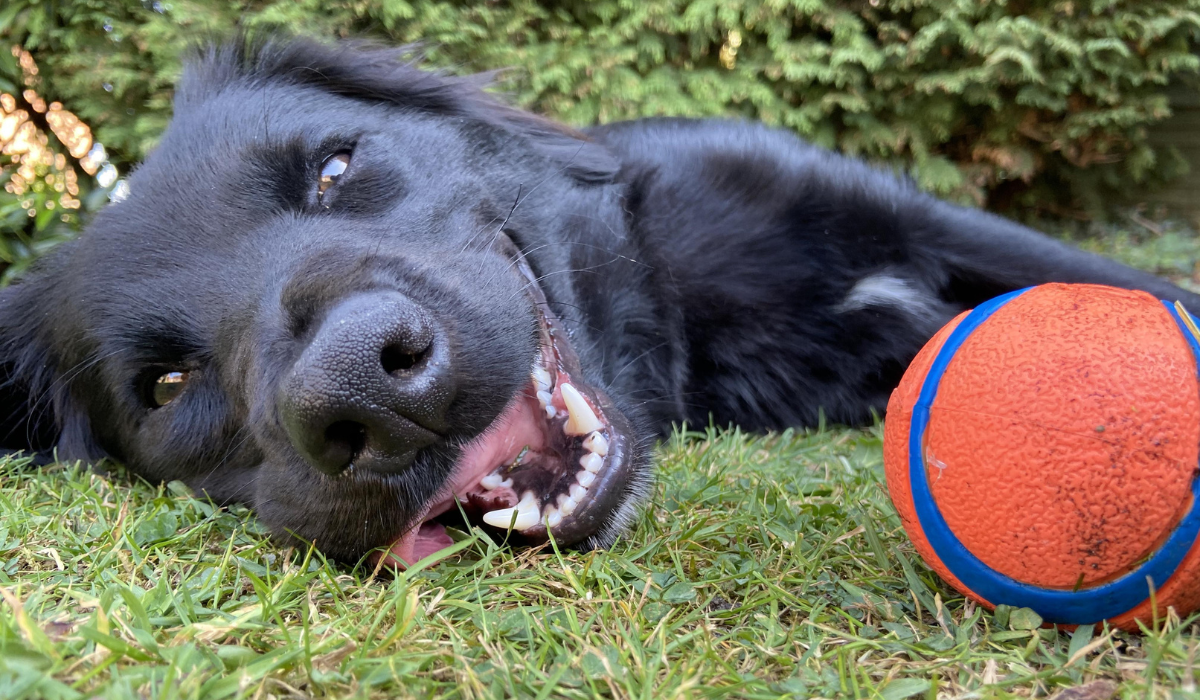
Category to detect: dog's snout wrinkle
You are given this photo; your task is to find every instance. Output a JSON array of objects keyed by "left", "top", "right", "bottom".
[{"left": 279, "top": 291, "right": 456, "bottom": 476}]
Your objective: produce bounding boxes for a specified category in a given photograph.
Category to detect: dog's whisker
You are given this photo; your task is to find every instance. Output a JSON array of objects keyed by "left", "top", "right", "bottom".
[
  {"left": 559, "top": 240, "right": 654, "bottom": 269},
  {"left": 503, "top": 268, "right": 597, "bottom": 305},
  {"left": 499, "top": 243, "right": 551, "bottom": 277},
  {"left": 608, "top": 342, "right": 670, "bottom": 385},
  {"left": 498, "top": 183, "right": 523, "bottom": 232},
  {"left": 459, "top": 213, "right": 505, "bottom": 255}
]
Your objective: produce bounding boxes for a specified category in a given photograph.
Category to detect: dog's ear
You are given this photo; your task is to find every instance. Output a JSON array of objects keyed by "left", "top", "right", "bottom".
[
  {"left": 0, "top": 276, "right": 99, "bottom": 462},
  {"left": 486, "top": 106, "right": 621, "bottom": 185}
]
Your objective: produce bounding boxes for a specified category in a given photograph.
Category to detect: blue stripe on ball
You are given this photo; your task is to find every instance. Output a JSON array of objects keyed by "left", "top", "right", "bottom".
[{"left": 907, "top": 289, "right": 1200, "bottom": 625}]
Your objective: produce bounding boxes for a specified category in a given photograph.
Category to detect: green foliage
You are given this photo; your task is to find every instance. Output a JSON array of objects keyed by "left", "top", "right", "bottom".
[
  {"left": 3, "top": 0, "right": 1200, "bottom": 219},
  {"left": 0, "top": 43, "right": 114, "bottom": 282}
]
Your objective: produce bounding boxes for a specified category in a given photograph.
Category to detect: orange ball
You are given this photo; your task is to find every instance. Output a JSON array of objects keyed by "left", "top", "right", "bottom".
[{"left": 884, "top": 283, "right": 1200, "bottom": 630}]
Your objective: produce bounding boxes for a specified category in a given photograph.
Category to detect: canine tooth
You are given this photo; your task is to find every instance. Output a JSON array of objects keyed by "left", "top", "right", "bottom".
[
  {"left": 576, "top": 470, "right": 596, "bottom": 488},
  {"left": 545, "top": 507, "right": 563, "bottom": 528},
  {"left": 533, "top": 367, "right": 552, "bottom": 391},
  {"left": 582, "top": 432, "right": 608, "bottom": 457},
  {"left": 560, "top": 383, "right": 603, "bottom": 436},
  {"left": 569, "top": 484, "right": 587, "bottom": 501},
  {"left": 482, "top": 493, "right": 541, "bottom": 531},
  {"left": 580, "top": 452, "right": 603, "bottom": 473},
  {"left": 482, "top": 507, "right": 518, "bottom": 529},
  {"left": 558, "top": 494, "right": 577, "bottom": 515},
  {"left": 482, "top": 492, "right": 539, "bottom": 530}
]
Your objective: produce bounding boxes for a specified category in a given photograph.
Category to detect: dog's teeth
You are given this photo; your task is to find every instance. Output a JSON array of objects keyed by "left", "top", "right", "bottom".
[
  {"left": 580, "top": 452, "right": 603, "bottom": 473},
  {"left": 516, "top": 492, "right": 541, "bottom": 527},
  {"left": 544, "top": 507, "right": 563, "bottom": 528},
  {"left": 533, "top": 367, "right": 552, "bottom": 392},
  {"left": 480, "top": 472, "right": 513, "bottom": 491},
  {"left": 482, "top": 492, "right": 540, "bottom": 530},
  {"left": 536, "top": 389, "right": 558, "bottom": 419},
  {"left": 482, "top": 507, "right": 519, "bottom": 529},
  {"left": 582, "top": 432, "right": 608, "bottom": 457},
  {"left": 576, "top": 470, "right": 596, "bottom": 488},
  {"left": 558, "top": 494, "right": 577, "bottom": 515},
  {"left": 560, "top": 383, "right": 603, "bottom": 435},
  {"left": 569, "top": 484, "right": 587, "bottom": 501}
]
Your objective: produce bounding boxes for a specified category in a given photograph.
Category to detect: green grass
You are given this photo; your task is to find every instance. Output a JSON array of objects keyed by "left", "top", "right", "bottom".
[
  {"left": 1053, "top": 213, "right": 1200, "bottom": 293},
  {"left": 5, "top": 219, "right": 1200, "bottom": 699},
  {"left": 2, "top": 423, "right": 1198, "bottom": 699}
]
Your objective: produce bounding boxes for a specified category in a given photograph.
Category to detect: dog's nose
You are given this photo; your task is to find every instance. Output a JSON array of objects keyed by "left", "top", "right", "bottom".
[{"left": 279, "top": 291, "right": 455, "bottom": 476}]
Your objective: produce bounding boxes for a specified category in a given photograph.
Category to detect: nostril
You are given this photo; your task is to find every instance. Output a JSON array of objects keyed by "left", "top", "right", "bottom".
[
  {"left": 381, "top": 342, "right": 428, "bottom": 375},
  {"left": 324, "top": 420, "right": 367, "bottom": 468}
]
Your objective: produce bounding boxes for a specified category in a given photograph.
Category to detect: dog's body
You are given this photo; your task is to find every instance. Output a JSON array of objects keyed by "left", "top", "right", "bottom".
[
  {"left": 2, "top": 39, "right": 1197, "bottom": 562},
  {"left": 585, "top": 118, "right": 1198, "bottom": 431}
]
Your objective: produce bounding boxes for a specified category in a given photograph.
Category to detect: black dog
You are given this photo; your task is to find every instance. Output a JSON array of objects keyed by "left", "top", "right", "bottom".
[{"left": 2, "top": 38, "right": 1197, "bottom": 564}]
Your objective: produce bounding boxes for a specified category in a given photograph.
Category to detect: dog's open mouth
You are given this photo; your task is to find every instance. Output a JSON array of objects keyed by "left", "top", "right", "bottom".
[{"left": 380, "top": 238, "right": 635, "bottom": 566}]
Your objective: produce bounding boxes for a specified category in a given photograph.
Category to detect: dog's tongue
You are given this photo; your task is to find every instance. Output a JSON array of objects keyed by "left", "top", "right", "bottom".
[
  {"left": 386, "top": 521, "right": 455, "bottom": 566},
  {"left": 376, "top": 396, "right": 539, "bottom": 567}
]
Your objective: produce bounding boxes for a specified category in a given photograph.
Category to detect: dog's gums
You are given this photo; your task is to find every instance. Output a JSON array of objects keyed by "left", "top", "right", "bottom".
[{"left": 382, "top": 247, "right": 636, "bottom": 566}]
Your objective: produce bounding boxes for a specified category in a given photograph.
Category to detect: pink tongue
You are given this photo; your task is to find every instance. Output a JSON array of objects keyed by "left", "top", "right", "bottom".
[
  {"left": 413, "top": 522, "right": 454, "bottom": 561},
  {"left": 376, "top": 393, "right": 548, "bottom": 568},
  {"left": 380, "top": 521, "right": 455, "bottom": 568}
]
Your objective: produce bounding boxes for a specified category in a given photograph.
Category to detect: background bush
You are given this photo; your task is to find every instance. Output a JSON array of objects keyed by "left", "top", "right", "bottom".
[{"left": 2, "top": 0, "right": 1200, "bottom": 276}]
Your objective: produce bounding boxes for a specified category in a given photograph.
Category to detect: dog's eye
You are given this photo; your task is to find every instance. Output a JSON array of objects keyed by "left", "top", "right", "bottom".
[
  {"left": 150, "top": 371, "right": 189, "bottom": 407},
  {"left": 318, "top": 152, "right": 351, "bottom": 201}
]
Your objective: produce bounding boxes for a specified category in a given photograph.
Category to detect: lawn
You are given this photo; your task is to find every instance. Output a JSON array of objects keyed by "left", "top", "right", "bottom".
[{"left": 2, "top": 217, "right": 1200, "bottom": 700}]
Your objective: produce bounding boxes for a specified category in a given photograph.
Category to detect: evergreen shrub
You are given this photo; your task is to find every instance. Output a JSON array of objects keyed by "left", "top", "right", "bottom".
[{"left": 2, "top": 0, "right": 1200, "bottom": 273}]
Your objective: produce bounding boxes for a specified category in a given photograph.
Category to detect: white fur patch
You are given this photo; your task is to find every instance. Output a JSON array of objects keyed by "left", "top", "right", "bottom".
[{"left": 838, "top": 273, "right": 939, "bottom": 321}]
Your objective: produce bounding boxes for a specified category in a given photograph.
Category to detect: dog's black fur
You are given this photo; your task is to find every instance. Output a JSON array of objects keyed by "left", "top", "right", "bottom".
[{"left": 3, "top": 38, "right": 1198, "bottom": 560}]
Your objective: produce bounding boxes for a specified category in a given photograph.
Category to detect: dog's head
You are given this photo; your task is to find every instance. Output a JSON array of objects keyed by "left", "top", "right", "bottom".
[{"left": 0, "top": 39, "right": 655, "bottom": 563}]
